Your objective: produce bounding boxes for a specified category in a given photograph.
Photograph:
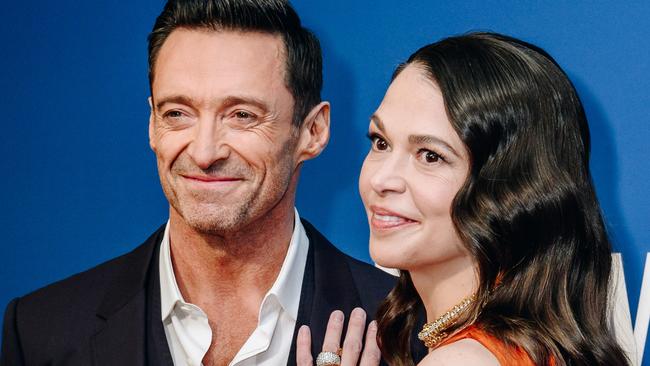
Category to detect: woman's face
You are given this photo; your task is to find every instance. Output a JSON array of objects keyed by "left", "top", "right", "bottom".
[{"left": 359, "top": 64, "right": 470, "bottom": 271}]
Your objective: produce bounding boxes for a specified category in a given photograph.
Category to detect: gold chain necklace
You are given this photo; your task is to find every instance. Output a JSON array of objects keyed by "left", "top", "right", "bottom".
[{"left": 417, "top": 295, "right": 475, "bottom": 348}]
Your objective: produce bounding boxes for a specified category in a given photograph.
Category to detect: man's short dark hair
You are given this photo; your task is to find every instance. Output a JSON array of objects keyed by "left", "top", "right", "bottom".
[{"left": 148, "top": 0, "right": 323, "bottom": 126}]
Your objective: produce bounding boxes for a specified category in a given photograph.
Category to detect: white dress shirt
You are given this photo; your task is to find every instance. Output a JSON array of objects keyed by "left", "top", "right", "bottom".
[{"left": 159, "top": 209, "right": 309, "bottom": 366}]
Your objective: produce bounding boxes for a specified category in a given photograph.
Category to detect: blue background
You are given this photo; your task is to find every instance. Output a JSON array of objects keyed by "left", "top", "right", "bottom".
[{"left": 1, "top": 1, "right": 648, "bottom": 364}]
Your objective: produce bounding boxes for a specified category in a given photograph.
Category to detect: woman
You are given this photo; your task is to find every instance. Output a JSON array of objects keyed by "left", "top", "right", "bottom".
[{"left": 297, "top": 32, "right": 629, "bottom": 366}]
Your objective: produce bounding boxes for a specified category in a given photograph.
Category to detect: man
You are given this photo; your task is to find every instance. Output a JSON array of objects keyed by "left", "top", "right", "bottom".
[{"left": 1, "top": 1, "right": 397, "bottom": 365}]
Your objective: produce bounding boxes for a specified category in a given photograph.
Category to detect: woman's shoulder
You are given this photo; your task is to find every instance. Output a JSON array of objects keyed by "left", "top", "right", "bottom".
[
  {"left": 418, "top": 325, "right": 540, "bottom": 366},
  {"left": 419, "top": 338, "right": 500, "bottom": 366}
]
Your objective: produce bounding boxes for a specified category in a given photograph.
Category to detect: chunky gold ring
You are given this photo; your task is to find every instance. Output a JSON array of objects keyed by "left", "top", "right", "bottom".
[{"left": 316, "top": 351, "right": 341, "bottom": 366}]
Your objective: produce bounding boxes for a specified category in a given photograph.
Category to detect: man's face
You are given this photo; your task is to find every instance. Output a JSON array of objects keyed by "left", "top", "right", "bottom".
[{"left": 149, "top": 29, "right": 301, "bottom": 234}]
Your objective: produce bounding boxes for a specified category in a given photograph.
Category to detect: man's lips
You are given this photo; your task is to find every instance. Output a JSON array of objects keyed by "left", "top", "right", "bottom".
[
  {"left": 181, "top": 174, "right": 242, "bottom": 183},
  {"left": 179, "top": 175, "right": 244, "bottom": 192},
  {"left": 370, "top": 206, "right": 418, "bottom": 230}
]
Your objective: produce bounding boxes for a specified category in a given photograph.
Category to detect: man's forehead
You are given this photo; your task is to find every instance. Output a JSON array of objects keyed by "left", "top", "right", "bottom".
[
  {"left": 150, "top": 28, "right": 293, "bottom": 110},
  {"left": 154, "top": 28, "right": 286, "bottom": 77},
  {"left": 152, "top": 28, "right": 287, "bottom": 87}
]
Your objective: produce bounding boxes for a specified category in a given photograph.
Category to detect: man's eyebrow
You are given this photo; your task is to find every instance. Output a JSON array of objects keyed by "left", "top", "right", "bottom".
[
  {"left": 409, "top": 134, "right": 460, "bottom": 157},
  {"left": 220, "top": 95, "right": 269, "bottom": 111},
  {"left": 155, "top": 95, "right": 196, "bottom": 110},
  {"left": 369, "top": 113, "right": 385, "bottom": 132},
  {"left": 154, "top": 94, "right": 270, "bottom": 111}
]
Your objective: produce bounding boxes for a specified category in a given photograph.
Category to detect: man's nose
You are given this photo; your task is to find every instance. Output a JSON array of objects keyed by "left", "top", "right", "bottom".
[
  {"left": 369, "top": 154, "right": 407, "bottom": 196},
  {"left": 186, "top": 117, "right": 230, "bottom": 170}
]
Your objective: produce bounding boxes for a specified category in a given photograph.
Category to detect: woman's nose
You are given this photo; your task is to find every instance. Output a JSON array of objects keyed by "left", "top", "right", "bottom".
[{"left": 368, "top": 155, "right": 407, "bottom": 196}]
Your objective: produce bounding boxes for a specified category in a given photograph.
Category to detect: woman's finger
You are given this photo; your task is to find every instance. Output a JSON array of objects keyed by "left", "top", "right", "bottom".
[
  {"left": 322, "top": 310, "right": 345, "bottom": 353},
  {"left": 359, "top": 321, "right": 381, "bottom": 366},
  {"left": 296, "top": 325, "right": 314, "bottom": 366},
  {"left": 340, "top": 307, "right": 367, "bottom": 366}
]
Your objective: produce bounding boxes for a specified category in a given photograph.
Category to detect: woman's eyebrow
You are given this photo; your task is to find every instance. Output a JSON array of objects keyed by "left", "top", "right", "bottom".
[
  {"left": 408, "top": 134, "right": 459, "bottom": 157},
  {"left": 369, "top": 114, "right": 386, "bottom": 132}
]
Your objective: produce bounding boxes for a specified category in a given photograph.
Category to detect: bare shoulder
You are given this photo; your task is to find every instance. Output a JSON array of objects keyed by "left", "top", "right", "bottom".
[{"left": 418, "top": 339, "right": 500, "bottom": 366}]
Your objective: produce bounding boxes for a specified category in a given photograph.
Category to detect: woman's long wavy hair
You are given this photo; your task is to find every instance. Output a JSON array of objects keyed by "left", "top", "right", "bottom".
[{"left": 376, "top": 32, "right": 629, "bottom": 366}]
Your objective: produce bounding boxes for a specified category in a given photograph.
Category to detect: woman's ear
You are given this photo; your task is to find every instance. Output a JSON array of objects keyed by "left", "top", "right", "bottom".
[{"left": 295, "top": 101, "right": 330, "bottom": 163}]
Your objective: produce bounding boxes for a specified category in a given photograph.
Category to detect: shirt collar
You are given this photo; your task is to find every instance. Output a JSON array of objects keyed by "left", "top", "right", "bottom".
[
  {"left": 159, "top": 208, "right": 309, "bottom": 321},
  {"left": 264, "top": 208, "right": 308, "bottom": 321},
  {"left": 159, "top": 221, "right": 180, "bottom": 320}
]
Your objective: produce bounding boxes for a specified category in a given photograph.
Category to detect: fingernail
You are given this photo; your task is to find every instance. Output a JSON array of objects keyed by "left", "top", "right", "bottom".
[
  {"left": 299, "top": 325, "right": 310, "bottom": 336},
  {"left": 352, "top": 307, "right": 366, "bottom": 320},
  {"left": 332, "top": 310, "right": 344, "bottom": 322},
  {"left": 369, "top": 320, "right": 377, "bottom": 331}
]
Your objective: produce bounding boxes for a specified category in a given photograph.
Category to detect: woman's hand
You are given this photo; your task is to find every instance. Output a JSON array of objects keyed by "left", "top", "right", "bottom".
[{"left": 296, "top": 307, "right": 381, "bottom": 366}]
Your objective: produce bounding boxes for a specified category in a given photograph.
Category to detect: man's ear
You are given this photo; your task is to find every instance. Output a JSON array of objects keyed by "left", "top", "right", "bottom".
[
  {"left": 148, "top": 96, "right": 156, "bottom": 151},
  {"left": 296, "top": 101, "right": 330, "bottom": 163}
]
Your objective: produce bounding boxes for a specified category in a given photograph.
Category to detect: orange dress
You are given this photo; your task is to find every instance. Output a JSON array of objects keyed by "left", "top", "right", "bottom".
[{"left": 437, "top": 325, "right": 537, "bottom": 366}]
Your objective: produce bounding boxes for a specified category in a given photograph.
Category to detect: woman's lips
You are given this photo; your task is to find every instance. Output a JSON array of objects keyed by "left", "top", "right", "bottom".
[{"left": 370, "top": 207, "right": 418, "bottom": 230}]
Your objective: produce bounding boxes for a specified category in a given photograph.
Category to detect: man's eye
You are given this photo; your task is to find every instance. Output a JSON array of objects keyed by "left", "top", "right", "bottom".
[
  {"left": 234, "top": 111, "right": 253, "bottom": 119},
  {"left": 165, "top": 111, "right": 183, "bottom": 118}
]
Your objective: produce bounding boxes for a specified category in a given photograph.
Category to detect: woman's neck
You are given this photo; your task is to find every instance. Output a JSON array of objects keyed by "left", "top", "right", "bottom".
[{"left": 409, "top": 254, "right": 477, "bottom": 322}]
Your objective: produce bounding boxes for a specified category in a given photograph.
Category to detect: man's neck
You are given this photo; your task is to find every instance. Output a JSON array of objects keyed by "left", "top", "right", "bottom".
[
  {"left": 165, "top": 183, "right": 301, "bottom": 366},
  {"left": 167, "top": 202, "right": 296, "bottom": 310}
]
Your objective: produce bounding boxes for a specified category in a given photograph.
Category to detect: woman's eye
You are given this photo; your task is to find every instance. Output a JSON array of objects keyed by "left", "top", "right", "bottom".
[
  {"left": 367, "top": 133, "right": 389, "bottom": 151},
  {"left": 375, "top": 138, "right": 388, "bottom": 151},
  {"left": 419, "top": 149, "right": 443, "bottom": 164}
]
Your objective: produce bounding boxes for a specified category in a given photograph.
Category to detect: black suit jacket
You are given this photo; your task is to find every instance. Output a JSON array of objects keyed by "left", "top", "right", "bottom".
[{"left": 1, "top": 219, "right": 399, "bottom": 365}]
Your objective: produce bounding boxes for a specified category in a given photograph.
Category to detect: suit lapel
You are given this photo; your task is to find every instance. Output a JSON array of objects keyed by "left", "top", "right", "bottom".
[
  {"left": 146, "top": 237, "right": 175, "bottom": 366},
  {"left": 287, "top": 220, "right": 363, "bottom": 365},
  {"left": 91, "top": 292, "right": 147, "bottom": 365},
  {"left": 90, "top": 226, "right": 166, "bottom": 366}
]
